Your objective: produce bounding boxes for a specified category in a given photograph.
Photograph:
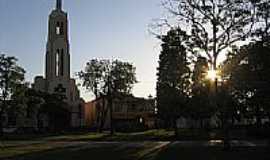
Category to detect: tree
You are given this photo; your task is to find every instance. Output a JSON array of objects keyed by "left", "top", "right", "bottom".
[
  {"left": 221, "top": 41, "right": 270, "bottom": 127},
  {"left": 156, "top": 28, "right": 190, "bottom": 135},
  {"left": 9, "top": 83, "right": 45, "bottom": 132},
  {"left": 190, "top": 56, "right": 214, "bottom": 128},
  {"left": 252, "top": 0, "right": 270, "bottom": 41},
  {"left": 79, "top": 59, "right": 137, "bottom": 134},
  {"left": 0, "top": 54, "right": 25, "bottom": 136},
  {"left": 156, "top": 0, "right": 258, "bottom": 148},
  {"left": 40, "top": 92, "right": 70, "bottom": 132},
  {"left": 159, "top": 0, "right": 255, "bottom": 70},
  {"left": 78, "top": 59, "right": 110, "bottom": 98}
]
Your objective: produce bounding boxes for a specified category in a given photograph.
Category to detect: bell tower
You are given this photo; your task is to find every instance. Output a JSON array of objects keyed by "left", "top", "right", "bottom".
[
  {"left": 46, "top": 0, "right": 70, "bottom": 80},
  {"left": 33, "top": 0, "right": 84, "bottom": 128},
  {"left": 56, "top": 0, "right": 62, "bottom": 10}
]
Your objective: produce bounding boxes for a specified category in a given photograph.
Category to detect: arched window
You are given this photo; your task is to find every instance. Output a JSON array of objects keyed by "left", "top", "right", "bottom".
[
  {"left": 56, "top": 22, "right": 61, "bottom": 35},
  {"left": 60, "top": 49, "right": 64, "bottom": 76},
  {"left": 56, "top": 49, "right": 60, "bottom": 76}
]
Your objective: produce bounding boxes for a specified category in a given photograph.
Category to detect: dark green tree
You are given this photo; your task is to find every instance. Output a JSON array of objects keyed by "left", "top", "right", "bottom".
[
  {"left": 222, "top": 41, "right": 270, "bottom": 127},
  {"left": 79, "top": 59, "right": 137, "bottom": 134},
  {"left": 190, "top": 57, "right": 214, "bottom": 128},
  {"left": 252, "top": 0, "right": 270, "bottom": 41},
  {"left": 156, "top": 28, "right": 190, "bottom": 135},
  {"left": 159, "top": 0, "right": 255, "bottom": 70},
  {"left": 0, "top": 54, "right": 25, "bottom": 136}
]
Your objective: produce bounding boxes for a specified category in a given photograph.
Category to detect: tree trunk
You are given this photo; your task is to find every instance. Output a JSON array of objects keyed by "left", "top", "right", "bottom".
[
  {"left": 174, "top": 118, "right": 178, "bottom": 138},
  {"left": 0, "top": 95, "right": 7, "bottom": 138},
  {"left": 0, "top": 110, "right": 3, "bottom": 138},
  {"left": 109, "top": 96, "right": 114, "bottom": 135},
  {"left": 98, "top": 97, "right": 106, "bottom": 133},
  {"left": 107, "top": 77, "right": 114, "bottom": 136},
  {"left": 223, "top": 115, "right": 231, "bottom": 150},
  {"left": 200, "top": 118, "right": 204, "bottom": 129},
  {"left": 256, "top": 106, "right": 262, "bottom": 128}
]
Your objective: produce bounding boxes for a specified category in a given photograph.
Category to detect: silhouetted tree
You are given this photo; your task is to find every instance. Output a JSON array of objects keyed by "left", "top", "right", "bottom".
[
  {"left": 252, "top": 0, "right": 270, "bottom": 41},
  {"left": 9, "top": 84, "right": 44, "bottom": 132},
  {"left": 0, "top": 54, "right": 25, "bottom": 136},
  {"left": 39, "top": 92, "right": 70, "bottom": 132},
  {"left": 159, "top": 0, "right": 255, "bottom": 70},
  {"left": 190, "top": 57, "right": 214, "bottom": 128},
  {"left": 156, "top": 0, "right": 259, "bottom": 149},
  {"left": 221, "top": 40, "right": 270, "bottom": 128},
  {"left": 156, "top": 28, "right": 190, "bottom": 135},
  {"left": 79, "top": 59, "right": 137, "bottom": 135}
]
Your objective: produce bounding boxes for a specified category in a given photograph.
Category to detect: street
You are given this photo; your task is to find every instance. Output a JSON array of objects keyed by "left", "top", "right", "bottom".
[{"left": 1, "top": 140, "right": 269, "bottom": 160}]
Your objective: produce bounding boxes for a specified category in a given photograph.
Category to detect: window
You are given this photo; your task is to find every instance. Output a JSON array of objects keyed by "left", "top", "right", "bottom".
[
  {"left": 60, "top": 49, "right": 64, "bottom": 76},
  {"left": 56, "top": 27, "right": 61, "bottom": 35},
  {"left": 56, "top": 22, "right": 61, "bottom": 35},
  {"left": 56, "top": 49, "right": 60, "bottom": 76},
  {"left": 56, "top": 49, "right": 64, "bottom": 77}
]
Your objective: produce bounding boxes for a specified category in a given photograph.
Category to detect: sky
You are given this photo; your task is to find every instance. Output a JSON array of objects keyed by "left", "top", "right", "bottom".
[{"left": 0, "top": 0, "right": 164, "bottom": 101}]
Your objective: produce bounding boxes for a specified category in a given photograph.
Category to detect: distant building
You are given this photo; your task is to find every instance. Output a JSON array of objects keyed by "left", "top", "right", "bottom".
[
  {"left": 84, "top": 95, "right": 156, "bottom": 131},
  {"left": 33, "top": 0, "right": 84, "bottom": 128}
]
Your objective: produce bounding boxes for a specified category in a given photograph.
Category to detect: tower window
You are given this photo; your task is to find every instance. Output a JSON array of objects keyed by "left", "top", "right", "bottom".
[
  {"left": 56, "top": 27, "right": 61, "bottom": 35},
  {"left": 56, "top": 22, "right": 61, "bottom": 35},
  {"left": 56, "top": 49, "right": 60, "bottom": 76},
  {"left": 60, "top": 49, "right": 64, "bottom": 76}
]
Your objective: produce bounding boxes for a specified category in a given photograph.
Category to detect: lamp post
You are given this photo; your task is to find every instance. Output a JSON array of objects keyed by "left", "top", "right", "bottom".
[{"left": 207, "top": 68, "right": 231, "bottom": 150}]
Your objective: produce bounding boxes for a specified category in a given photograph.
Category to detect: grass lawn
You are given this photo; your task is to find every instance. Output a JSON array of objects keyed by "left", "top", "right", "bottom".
[
  {"left": 2, "top": 129, "right": 269, "bottom": 160},
  {"left": 3, "top": 144, "right": 129, "bottom": 160},
  {"left": 0, "top": 129, "right": 173, "bottom": 159},
  {"left": 0, "top": 141, "right": 163, "bottom": 160},
  {"left": 2, "top": 142, "right": 270, "bottom": 160},
  {"left": 1, "top": 129, "right": 175, "bottom": 142}
]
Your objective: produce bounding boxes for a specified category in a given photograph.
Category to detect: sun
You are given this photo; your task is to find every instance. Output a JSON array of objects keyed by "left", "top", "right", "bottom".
[{"left": 207, "top": 69, "right": 218, "bottom": 81}]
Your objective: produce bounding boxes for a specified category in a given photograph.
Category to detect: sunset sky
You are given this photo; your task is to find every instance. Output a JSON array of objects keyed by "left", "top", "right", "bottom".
[{"left": 0, "top": 0, "right": 164, "bottom": 101}]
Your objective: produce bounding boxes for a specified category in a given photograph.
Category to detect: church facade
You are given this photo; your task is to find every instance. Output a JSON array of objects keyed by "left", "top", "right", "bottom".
[{"left": 33, "top": 0, "right": 84, "bottom": 128}]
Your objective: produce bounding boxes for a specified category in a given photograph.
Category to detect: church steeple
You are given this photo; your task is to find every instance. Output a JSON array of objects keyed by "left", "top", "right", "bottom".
[
  {"left": 56, "top": 0, "right": 62, "bottom": 10},
  {"left": 46, "top": 0, "right": 70, "bottom": 80}
]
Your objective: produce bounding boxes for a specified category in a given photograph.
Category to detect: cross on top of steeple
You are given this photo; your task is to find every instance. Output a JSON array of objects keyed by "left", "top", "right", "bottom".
[{"left": 56, "top": 0, "right": 62, "bottom": 10}]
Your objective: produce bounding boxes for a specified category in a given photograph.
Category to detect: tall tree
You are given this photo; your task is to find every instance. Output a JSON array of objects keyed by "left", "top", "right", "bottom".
[
  {"left": 160, "top": 0, "right": 255, "bottom": 70},
  {"left": 79, "top": 59, "right": 137, "bottom": 134},
  {"left": 156, "top": 28, "right": 190, "bottom": 135},
  {"left": 0, "top": 54, "right": 25, "bottom": 136},
  {"left": 221, "top": 41, "right": 270, "bottom": 127},
  {"left": 190, "top": 56, "right": 214, "bottom": 128}
]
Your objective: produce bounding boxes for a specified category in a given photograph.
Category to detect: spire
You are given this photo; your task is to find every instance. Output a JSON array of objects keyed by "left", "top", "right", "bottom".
[{"left": 56, "top": 0, "right": 62, "bottom": 10}]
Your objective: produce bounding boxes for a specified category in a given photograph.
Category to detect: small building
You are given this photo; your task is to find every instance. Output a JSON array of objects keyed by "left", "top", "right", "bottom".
[{"left": 84, "top": 95, "right": 156, "bottom": 131}]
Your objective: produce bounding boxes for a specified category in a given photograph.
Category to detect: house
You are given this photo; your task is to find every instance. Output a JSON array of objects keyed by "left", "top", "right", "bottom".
[{"left": 84, "top": 95, "right": 156, "bottom": 131}]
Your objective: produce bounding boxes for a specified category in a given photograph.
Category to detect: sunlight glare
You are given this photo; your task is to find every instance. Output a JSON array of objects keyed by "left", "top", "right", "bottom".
[{"left": 207, "top": 69, "right": 218, "bottom": 81}]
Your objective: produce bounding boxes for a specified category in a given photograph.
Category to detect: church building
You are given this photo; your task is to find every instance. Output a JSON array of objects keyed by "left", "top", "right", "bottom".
[{"left": 33, "top": 0, "right": 84, "bottom": 128}]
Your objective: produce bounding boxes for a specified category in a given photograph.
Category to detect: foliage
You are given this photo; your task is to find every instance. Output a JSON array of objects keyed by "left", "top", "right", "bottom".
[
  {"left": 79, "top": 59, "right": 137, "bottom": 134},
  {"left": 221, "top": 40, "right": 270, "bottom": 125},
  {"left": 156, "top": 28, "right": 190, "bottom": 128},
  {"left": 39, "top": 92, "right": 70, "bottom": 131},
  {"left": 0, "top": 54, "right": 25, "bottom": 102},
  {"left": 78, "top": 59, "right": 137, "bottom": 97},
  {"left": 189, "top": 57, "right": 214, "bottom": 121},
  {"left": 158, "top": 0, "right": 256, "bottom": 68},
  {"left": 252, "top": 0, "right": 270, "bottom": 41},
  {"left": 0, "top": 54, "right": 25, "bottom": 134}
]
